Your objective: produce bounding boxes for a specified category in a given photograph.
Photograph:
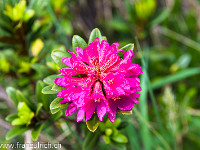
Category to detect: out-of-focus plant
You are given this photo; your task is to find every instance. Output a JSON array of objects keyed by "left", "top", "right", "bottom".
[
  {"left": 135, "top": 0, "right": 156, "bottom": 21},
  {"left": 11, "top": 102, "right": 34, "bottom": 126},
  {"left": 5, "top": 83, "right": 60, "bottom": 141},
  {"left": 100, "top": 118, "right": 128, "bottom": 144},
  {"left": 0, "top": 0, "right": 53, "bottom": 89},
  {"left": 0, "top": 0, "right": 49, "bottom": 52},
  {"left": 4, "top": 0, "right": 35, "bottom": 23}
]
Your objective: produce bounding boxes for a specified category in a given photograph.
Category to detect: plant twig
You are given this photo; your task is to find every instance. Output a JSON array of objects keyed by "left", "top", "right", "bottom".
[{"left": 25, "top": 131, "right": 33, "bottom": 150}]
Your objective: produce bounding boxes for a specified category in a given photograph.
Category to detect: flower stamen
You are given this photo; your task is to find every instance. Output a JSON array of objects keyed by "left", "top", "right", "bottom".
[
  {"left": 108, "top": 78, "right": 114, "bottom": 84},
  {"left": 94, "top": 98, "right": 101, "bottom": 102},
  {"left": 112, "top": 97, "right": 120, "bottom": 101}
]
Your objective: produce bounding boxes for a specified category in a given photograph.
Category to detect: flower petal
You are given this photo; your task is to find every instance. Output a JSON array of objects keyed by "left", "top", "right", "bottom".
[
  {"left": 99, "top": 40, "right": 110, "bottom": 66},
  {"left": 86, "top": 103, "right": 96, "bottom": 121},
  {"left": 77, "top": 108, "right": 85, "bottom": 122},
  {"left": 60, "top": 98, "right": 71, "bottom": 104},
  {"left": 108, "top": 112, "right": 116, "bottom": 123},
  {"left": 125, "top": 64, "right": 143, "bottom": 77},
  {"left": 117, "top": 96, "right": 134, "bottom": 111},
  {"left": 96, "top": 101, "right": 107, "bottom": 121},
  {"left": 91, "top": 81, "right": 106, "bottom": 100},
  {"left": 65, "top": 104, "right": 77, "bottom": 116},
  {"left": 54, "top": 37, "right": 142, "bottom": 123},
  {"left": 107, "top": 98, "right": 117, "bottom": 117},
  {"left": 59, "top": 62, "right": 94, "bottom": 77},
  {"left": 103, "top": 72, "right": 127, "bottom": 98},
  {"left": 61, "top": 57, "right": 72, "bottom": 67},
  {"left": 100, "top": 54, "right": 120, "bottom": 72},
  {"left": 54, "top": 77, "right": 68, "bottom": 87}
]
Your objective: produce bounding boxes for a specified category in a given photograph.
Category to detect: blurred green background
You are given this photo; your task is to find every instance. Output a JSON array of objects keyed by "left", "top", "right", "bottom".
[{"left": 0, "top": 0, "right": 200, "bottom": 149}]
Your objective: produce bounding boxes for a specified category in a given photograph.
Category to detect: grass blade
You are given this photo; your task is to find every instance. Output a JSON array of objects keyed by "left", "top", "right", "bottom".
[
  {"left": 138, "top": 47, "right": 151, "bottom": 150},
  {"left": 151, "top": 67, "right": 200, "bottom": 89},
  {"left": 46, "top": 1, "right": 70, "bottom": 49},
  {"left": 125, "top": 124, "right": 140, "bottom": 150},
  {"left": 135, "top": 38, "right": 164, "bottom": 132},
  {"left": 160, "top": 26, "right": 200, "bottom": 52},
  {"left": 134, "top": 108, "right": 171, "bottom": 150}
]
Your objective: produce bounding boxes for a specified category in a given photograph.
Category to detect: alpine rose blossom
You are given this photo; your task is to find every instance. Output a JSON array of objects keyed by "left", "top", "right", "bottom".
[{"left": 54, "top": 38, "right": 142, "bottom": 123}]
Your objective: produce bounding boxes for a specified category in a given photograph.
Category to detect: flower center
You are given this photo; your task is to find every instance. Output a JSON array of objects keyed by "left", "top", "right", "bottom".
[{"left": 92, "top": 58, "right": 101, "bottom": 73}]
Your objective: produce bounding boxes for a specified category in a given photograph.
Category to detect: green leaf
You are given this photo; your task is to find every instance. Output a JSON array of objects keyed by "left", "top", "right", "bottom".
[
  {"left": 102, "top": 36, "right": 107, "bottom": 41},
  {"left": 6, "top": 87, "right": 18, "bottom": 107},
  {"left": 11, "top": 118, "right": 25, "bottom": 126},
  {"left": 0, "top": 58, "right": 10, "bottom": 72},
  {"left": 4, "top": 0, "right": 26, "bottom": 21},
  {"left": 50, "top": 97, "right": 64, "bottom": 109},
  {"left": 36, "top": 103, "right": 43, "bottom": 116},
  {"left": 86, "top": 114, "right": 100, "bottom": 132},
  {"left": 49, "top": 111, "right": 63, "bottom": 121},
  {"left": 18, "top": 102, "right": 33, "bottom": 114},
  {"left": 135, "top": 0, "right": 156, "bottom": 20},
  {"left": 83, "top": 132, "right": 100, "bottom": 150},
  {"left": 105, "top": 128, "right": 113, "bottom": 136},
  {"left": 5, "top": 113, "right": 18, "bottom": 122},
  {"left": 50, "top": 97, "right": 68, "bottom": 114},
  {"left": 51, "top": 49, "right": 71, "bottom": 68},
  {"left": 36, "top": 81, "right": 50, "bottom": 111},
  {"left": 42, "top": 85, "right": 57, "bottom": 94},
  {"left": 112, "top": 128, "right": 119, "bottom": 137},
  {"left": 23, "top": 9, "right": 35, "bottom": 21},
  {"left": 72, "top": 35, "right": 88, "bottom": 52},
  {"left": 16, "top": 90, "right": 34, "bottom": 110},
  {"left": 103, "top": 135, "right": 111, "bottom": 144},
  {"left": 50, "top": 107, "right": 62, "bottom": 114},
  {"left": 43, "top": 75, "right": 57, "bottom": 85},
  {"left": 88, "top": 28, "right": 102, "bottom": 44},
  {"left": 113, "top": 118, "right": 122, "bottom": 128},
  {"left": 6, "top": 126, "right": 30, "bottom": 140},
  {"left": 105, "top": 119, "right": 113, "bottom": 128},
  {"left": 52, "top": 84, "right": 65, "bottom": 92},
  {"left": 112, "top": 134, "right": 128, "bottom": 143},
  {"left": 118, "top": 44, "right": 134, "bottom": 58},
  {"left": 99, "top": 122, "right": 106, "bottom": 132},
  {"left": 120, "top": 43, "right": 134, "bottom": 52},
  {"left": 31, "top": 64, "right": 51, "bottom": 77},
  {"left": 11, "top": 102, "right": 34, "bottom": 126},
  {"left": 31, "top": 123, "right": 44, "bottom": 141}
]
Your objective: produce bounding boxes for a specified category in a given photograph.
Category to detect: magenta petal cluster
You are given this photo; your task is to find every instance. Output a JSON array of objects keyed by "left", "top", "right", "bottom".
[{"left": 54, "top": 38, "right": 142, "bottom": 123}]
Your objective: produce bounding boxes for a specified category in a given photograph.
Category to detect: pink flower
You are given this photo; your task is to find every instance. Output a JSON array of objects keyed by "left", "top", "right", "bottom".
[{"left": 54, "top": 38, "right": 142, "bottom": 123}]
